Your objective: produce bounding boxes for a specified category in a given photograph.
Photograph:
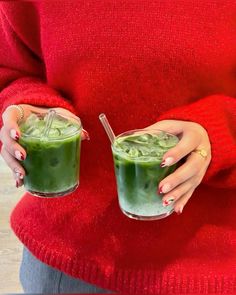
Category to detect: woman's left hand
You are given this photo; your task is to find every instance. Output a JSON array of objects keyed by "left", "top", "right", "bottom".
[{"left": 145, "top": 120, "right": 212, "bottom": 215}]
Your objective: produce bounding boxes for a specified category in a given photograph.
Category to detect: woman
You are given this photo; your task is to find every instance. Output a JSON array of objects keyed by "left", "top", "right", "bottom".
[{"left": 0, "top": 1, "right": 236, "bottom": 294}]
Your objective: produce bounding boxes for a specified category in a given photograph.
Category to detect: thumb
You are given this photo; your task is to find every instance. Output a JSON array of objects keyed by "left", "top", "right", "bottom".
[
  {"left": 2, "top": 107, "right": 22, "bottom": 140},
  {"left": 145, "top": 119, "right": 184, "bottom": 135}
]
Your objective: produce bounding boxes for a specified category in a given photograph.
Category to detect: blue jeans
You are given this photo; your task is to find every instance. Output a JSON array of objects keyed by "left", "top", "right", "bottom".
[{"left": 19, "top": 247, "right": 112, "bottom": 293}]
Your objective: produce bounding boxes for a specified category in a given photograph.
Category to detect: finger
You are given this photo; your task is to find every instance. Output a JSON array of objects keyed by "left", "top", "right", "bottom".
[
  {"left": 12, "top": 165, "right": 25, "bottom": 181},
  {"left": 53, "top": 107, "right": 77, "bottom": 117},
  {"left": 145, "top": 120, "right": 184, "bottom": 135},
  {"left": 158, "top": 152, "right": 206, "bottom": 194},
  {"left": 16, "top": 179, "right": 24, "bottom": 188},
  {"left": 160, "top": 130, "right": 200, "bottom": 167},
  {"left": 52, "top": 107, "right": 81, "bottom": 125},
  {"left": 1, "top": 107, "right": 22, "bottom": 144},
  {"left": 161, "top": 174, "right": 201, "bottom": 206},
  {"left": 0, "top": 124, "right": 21, "bottom": 144},
  {"left": 2, "top": 107, "right": 22, "bottom": 134},
  {"left": 173, "top": 188, "right": 195, "bottom": 215},
  {"left": 1, "top": 147, "right": 25, "bottom": 186},
  {"left": 0, "top": 127, "right": 26, "bottom": 160},
  {"left": 81, "top": 129, "right": 90, "bottom": 141},
  {"left": 12, "top": 171, "right": 24, "bottom": 187},
  {"left": 48, "top": 108, "right": 90, "bottom": 141},
  {"left": 0, "top": 126, "right": 21, "bottom": 142}
]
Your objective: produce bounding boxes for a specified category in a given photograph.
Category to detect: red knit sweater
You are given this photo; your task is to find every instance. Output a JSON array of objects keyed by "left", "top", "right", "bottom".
[{"left": 0, "top": 1, "right": 236, "bottom": 294}]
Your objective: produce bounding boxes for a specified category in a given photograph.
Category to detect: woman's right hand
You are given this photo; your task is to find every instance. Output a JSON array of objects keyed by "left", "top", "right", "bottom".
[{"left": 0, "top": 104, "right": 89, "bottom": 188}]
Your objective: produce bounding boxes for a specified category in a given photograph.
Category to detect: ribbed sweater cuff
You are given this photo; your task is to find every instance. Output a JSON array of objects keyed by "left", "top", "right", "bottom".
[{"left": 1, "top": 76, "right": 76, "bottom": 116}]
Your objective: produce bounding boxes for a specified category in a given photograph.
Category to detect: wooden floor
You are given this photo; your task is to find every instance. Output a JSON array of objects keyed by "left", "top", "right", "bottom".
[{"left": 0, "top": 156, "right": 23, "bottom": 293}]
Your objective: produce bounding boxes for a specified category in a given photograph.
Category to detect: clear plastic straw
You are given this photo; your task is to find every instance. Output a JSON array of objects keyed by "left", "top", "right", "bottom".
[
  {"left": 99, "top": 113, "right": 115, "bottom": 143},
  {"left": 41, "top": 109, "right": 56, "bottom": 140}
]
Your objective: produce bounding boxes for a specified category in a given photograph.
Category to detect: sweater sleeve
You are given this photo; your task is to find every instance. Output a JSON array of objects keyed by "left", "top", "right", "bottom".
[
  {"left": 157, "top": 95, "right": 236, "bottom": 189},
  {"left": 0, "top": 3, "right": 75, "bottom": 130}
]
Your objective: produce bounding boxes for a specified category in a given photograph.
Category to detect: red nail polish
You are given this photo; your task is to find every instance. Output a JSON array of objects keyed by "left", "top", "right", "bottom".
[
  {"left": 15, "top": 131, "right": 20, "bottom": 141},
  {"left": 16, "top": 180, "right": 19, "bottom": 188},
  {"left": 10, "top": 129, "right": 20, "bottom": 141},
  {"left": 158, "top": 186, "right": 163, "bottom": 194},
  {"left": 161, "top": 157, "right": 174, "bottom": 167},
  {"left": 177, "top": 206, "right": 183, "bottom": 215},
  {"left": 20, "top": 152, "right": 25, "bottom": 160},
  {"left": 160, "top": 160, "right": 165, "bottom": 167},
  {"left": 163, "top": 200, "right": 169, "bottom": 206},
  {"left": 16, "top": 172, "right": 24, "bottom": 179}
]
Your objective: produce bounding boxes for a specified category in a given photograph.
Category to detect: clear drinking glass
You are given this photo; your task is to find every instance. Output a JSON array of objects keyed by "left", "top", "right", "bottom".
[
  {"left": 19, "top": 111, "right": 82, "bottom": 197},
  {"left": 111, "top": 129, "right": 179, "bottom": 220}
]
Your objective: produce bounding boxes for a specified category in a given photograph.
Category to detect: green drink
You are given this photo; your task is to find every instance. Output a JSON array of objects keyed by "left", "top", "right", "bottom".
[
  {"left": 19, "top": 111, "right": 82, "bottom": 197},
  {"left": 112, "top": 130, "right": 179, "bottom": 220}
]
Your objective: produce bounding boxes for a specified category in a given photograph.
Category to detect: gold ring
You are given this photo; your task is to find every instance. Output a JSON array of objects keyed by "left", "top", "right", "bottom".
[
  {"left": 6, "top": 105, "right": 24, "bottom": 123},
  {"left": 192, "top": 148, "right": 208, "bottom": 159}
]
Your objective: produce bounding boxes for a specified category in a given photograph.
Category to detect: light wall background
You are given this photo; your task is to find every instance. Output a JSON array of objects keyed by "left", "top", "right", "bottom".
[{"left": 0, "top": 156, "right": 23, "bottom": 293}]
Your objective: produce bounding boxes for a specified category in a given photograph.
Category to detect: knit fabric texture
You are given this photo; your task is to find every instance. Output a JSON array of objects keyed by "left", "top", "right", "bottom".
[{"left": 0, "top": 1, "right": 236, "bottom": 294}]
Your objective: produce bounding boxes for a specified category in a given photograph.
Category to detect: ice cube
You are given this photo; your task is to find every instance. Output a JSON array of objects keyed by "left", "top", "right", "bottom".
[
  {"left": 48, "top": 128, "right": 61, "bottom": 137},
  {"left": 139, "top": 134, "right": 153, "bottom": 142},
  {"left": 51, "top": 117, "right": 69, "bottom": 129},
  {"left": 52, "top": 113, "right": 73, "bottom": 129},
  {"left": 128, "top": 147, "right": 139, "bottom": 157},
  {"left": 138, "top": 147, "right": 150, "bottom": 156},
  {"left": 62, "top": 124, "right": 79, "bottom": 136},
  {"left": 26, "top": 113, "right": 40, "bottom": 125},
  {"left": 126, "top": 134, "right": 152, "bottom": 144},
  {"left": 22, "top": 114, "right": 38, "bottom": 128},
  {"left": 29, "top": 128, "right": 43, "bottom": 137},
  {"left": 150, "top": 150, "right": 158, "bottom": 157},
  {"left": 20, "top": 114, "right": 45, "bottom": 136},
  {"left": 23, "top": 125, "right": 34, "bottom": 134},
  {"left": 115, "top": 141, "right": 130, "bottom": 153},
  {"left": 158, "top": 134, "right": 179, "bottom": 148}
]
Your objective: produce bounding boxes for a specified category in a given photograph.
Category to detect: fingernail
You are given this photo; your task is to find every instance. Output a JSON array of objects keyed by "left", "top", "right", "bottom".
[
  {"left": 158, "top": 186, "right": 163, "bottom": 194},
  {"left": 10, "top": 129, "right": 20, "bottom": 141},
  {"left": 160, "top": 157, "right": 174, "bottom": 167},
  {"left": 159, "top": 183, "right": 171, "bottom": 194},
  {"left": 162, "top": 198, "right": 175, "bottom": 207},
  {"left": 16, "top": 172, "right": 24, "bottom": 179},
  {"left": 16, "top": 180, "right": 19, "bottom": 188},
  {"left": 82, "top": 129, "right": 90, "bottom": 140},
  {"left": 177, "top": 206, "right": 183, "bottom": 215},
  {"left": 15, "top": 151, "right": 25, "bottom": 161}
]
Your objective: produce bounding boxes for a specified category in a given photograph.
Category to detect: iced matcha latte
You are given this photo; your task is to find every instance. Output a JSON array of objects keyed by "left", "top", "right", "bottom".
[
  {"left": 19, "top": 111, "right": 82, "bottom": 197},
  {"left": 112, "top": 130, "right": 179, "bottom": 220}
]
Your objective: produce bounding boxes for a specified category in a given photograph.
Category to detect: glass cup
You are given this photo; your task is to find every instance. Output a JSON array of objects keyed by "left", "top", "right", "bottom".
[
  {"left": 111, "top": 129, "right": 179, "bottom": 220},
  {"left": 19, "top": 111, "right": 82, "bottom": 197}
]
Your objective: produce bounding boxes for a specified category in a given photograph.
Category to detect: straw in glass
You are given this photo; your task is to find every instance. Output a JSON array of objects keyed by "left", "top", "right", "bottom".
[
  {"left": 99, "top": 113, "right": 115, "bottom": 143},
  {"left": 41, "top": 109, "right": 56, "bottom": 139}
]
